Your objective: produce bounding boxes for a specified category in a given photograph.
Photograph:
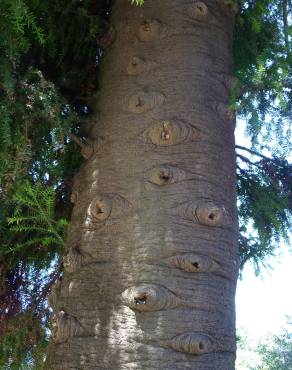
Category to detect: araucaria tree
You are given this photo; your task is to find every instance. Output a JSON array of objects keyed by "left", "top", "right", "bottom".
[
  {"left": 46, "top": 1, "right": 239, "bottom": 369},
  {"left": 0, "top": 0, "right": 291, "bottom": 369}
]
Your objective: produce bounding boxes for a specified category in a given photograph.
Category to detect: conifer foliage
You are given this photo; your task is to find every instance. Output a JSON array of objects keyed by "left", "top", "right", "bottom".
[{"left": 0, "top": 0, "right": 291, "bottom": 367}]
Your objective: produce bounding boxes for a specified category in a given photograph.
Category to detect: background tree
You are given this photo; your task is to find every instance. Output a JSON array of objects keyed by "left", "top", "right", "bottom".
[
  {"left": 0, "top": 0, "right": 291, "bottom": 368},
  {"left": 254, "top": 327, "right": 292, "bottom": 370}
]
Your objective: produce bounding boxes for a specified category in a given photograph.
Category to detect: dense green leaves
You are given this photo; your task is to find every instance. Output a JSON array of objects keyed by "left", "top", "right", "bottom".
[
  {"left": 254, "top": 330, "right": 292, "bottom": 370},
  {"left": 234, "top": 0, "right": 292, "bottom": 153}
]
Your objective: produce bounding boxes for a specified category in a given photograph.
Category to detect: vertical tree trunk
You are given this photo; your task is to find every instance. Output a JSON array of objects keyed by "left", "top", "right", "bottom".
[{"left": 46, "top": 1, "right": 239, "bottom": 369}]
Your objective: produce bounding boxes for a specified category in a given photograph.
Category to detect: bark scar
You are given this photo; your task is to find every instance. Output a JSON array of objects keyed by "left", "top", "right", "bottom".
[
  {"left": 121, "top": 284, "right": 193, "bottom": 312},
  {"left": 161, "top": 332, "right": 215, "bottom": 355}
]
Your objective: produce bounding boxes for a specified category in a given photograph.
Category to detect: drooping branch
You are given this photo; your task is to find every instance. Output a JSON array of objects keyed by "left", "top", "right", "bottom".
[
  {"left": 236, "top": 153, "right": 259, "bottom": 167},
  {"left": 235, "top": 145, "right": 273, "bottom": 161}
]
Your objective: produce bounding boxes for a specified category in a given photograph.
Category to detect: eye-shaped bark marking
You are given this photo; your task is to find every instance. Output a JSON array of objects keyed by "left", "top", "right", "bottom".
[
  {"left": 127, "top": 57, "right": 157, "bottom": 76},
  {"left": 166, "top": 253, "right": 221, "bottom": 273},
  {"left": 121, "top": 284, "right": 190, "bottom": 312},
  {"left": 161, "top": 332, "right": 214, "bottom": 355},
  {"left": 144, "top": 120, "right": 199, "bottom": 146},
  {"left": 188, "top": 2, "right": 209, "bottom": 19},
  {"left": 63, "top": 248, "right": 92, "bottom": 273},
  {"left": 128, "top": 91, "right": 165, "bottom": 113},
  {"left": 89, "top": 196, "right": 112, "bottom": 222},
  {"left": 52, "top": 311, "right": 84, "bottom": 344},
  {"left": 195, "top": 202, "right": 228, "bottom": 227},
  {"left": 146, "top": 165, "right": 189, "bottom": 186},
  {"left": 86, "top": 194, "right": 132, "bottom": 226},
  {"left": 179, "top": 201, "right": 229, "bottom": 227},
  {"left": 138, "top": 19, "right": 161, "bottom": 42}
]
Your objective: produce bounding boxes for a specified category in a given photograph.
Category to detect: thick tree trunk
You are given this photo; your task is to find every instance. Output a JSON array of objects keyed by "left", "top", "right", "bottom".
[{"left": 46, "top": 1, "right": 239, "bottom": 369}]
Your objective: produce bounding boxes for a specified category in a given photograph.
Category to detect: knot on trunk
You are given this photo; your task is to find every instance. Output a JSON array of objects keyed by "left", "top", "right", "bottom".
[
  {"left": 52, "top": 311, "right": 84, "bottom": 344},
  {"left": 63, "top": 248, "right": 92, "bottom": 273},
  {"left": 127, "top": 57, "right": 156, "bottom": 76},
  {"left": 195, "top": 202, "right": 228, "bottom": 227},
  {"left": 161, "top": 332, "right": 214, "bottom": 355},
  {"left": 166, "top": 253, "right": 221, "bottom": 274},
  {"left": 144, "top": 120, "right": 200, "bottom": 146},
  {"left": 48, "top": 280, "right": 62, "bottom": 310},
  {"left": 128, "top": 91, "right": 165, "bottom": 113},
  {"left": 86, "top": 194, "right": 132, "bottom": 227},
  {"left": 224, "top": 76, "right": 242, "bottom": 97},
  {"left": 89, "top": 196, "right": 112, "bottom": 222},
  {"left": 146, "top": 165, "right": 188, "bottom": 186},
  {"left": 177, "top": 201, "right": 229, "bottom": 227},
  {"left": 70, "top": 190, "right": 78, "bottom": 204},
  {"left": 212, "top": 101, "right": 236, "bottom": 124},
  {"left": 188, "top": 2, "right": 209, "bottom": 19},
  {"left": 138, "top": 19, "right": 161, "bottom": 42},
  {"left": 121, "top": 284, "right": 189, "bottom": 312},
  {"left": 70, "top": 134, "right": 103, "bottom": 160},
  {"left": 97, "top": 26, "right": 117, "bottom": 48}
]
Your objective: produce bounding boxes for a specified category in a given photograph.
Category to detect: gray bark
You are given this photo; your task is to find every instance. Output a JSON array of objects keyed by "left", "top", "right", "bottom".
[{"left": 45, "top": 0, "right": 239, "bottom": 369}]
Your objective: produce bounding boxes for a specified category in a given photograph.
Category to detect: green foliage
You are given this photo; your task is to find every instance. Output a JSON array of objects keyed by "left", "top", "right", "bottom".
[
  {"left": 237, "top": 150, "right": 291, "bottom": 270},
  {"left": 0, "top": 312, "right": 49, "bottom": 370},
  {"left": 6, "top": 181, "right": 67, "bottom": 260},
  {"left": 254, "top": 330, "right": 292, "bottom": 370},
  {"left": 129, "top": 0, "right": 144, "bottom": 5},
  {"left": 234, "top": 0, "right": 292, "bottom": 154}
]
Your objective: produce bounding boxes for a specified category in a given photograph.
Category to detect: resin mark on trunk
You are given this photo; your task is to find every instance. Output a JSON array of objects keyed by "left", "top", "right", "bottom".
[
  {"left": 166, "top": 253, "right": 222, "bottom": 274},
  {"left": 161, "top": 332, "right": 214, "bottom": 355},
  {"left": 127, "top": 56, "right": 157, "bottom": 76},
  {"left": 138, "top": 19, "right": 161, "bottom": 42},
  {"left": 146, "top": 164, "right": 191, "bottom": 186},
  {"left": 121, "top": 284, "right": 192, "bottom": 312},
  {"left": 128, "top": 91, "right": 165, "bottom": 113},
  {"left": 63, "top": 247, "right": 93, "bottom": 273},
  {"left": 143, "top": 119, "right": 201, "bottom": 146},
  {"left": 52, "top": 311, "right": 84, "bottom": 344}
]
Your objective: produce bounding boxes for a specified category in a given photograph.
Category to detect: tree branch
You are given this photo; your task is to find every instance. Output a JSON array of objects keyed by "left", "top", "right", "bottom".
[{"left": 235, "top": 145, "right": 273, "bottom": 160}]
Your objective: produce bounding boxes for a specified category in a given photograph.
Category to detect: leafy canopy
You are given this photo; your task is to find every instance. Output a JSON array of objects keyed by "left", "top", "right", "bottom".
[{"left": 0, "top": 0, "right": 291, "bottom": 367}]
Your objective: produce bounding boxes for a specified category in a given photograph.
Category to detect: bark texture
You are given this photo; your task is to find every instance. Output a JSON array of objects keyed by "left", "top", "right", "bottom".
[{"left": 45, "top": 1, "right": 239, "bottom": 369}]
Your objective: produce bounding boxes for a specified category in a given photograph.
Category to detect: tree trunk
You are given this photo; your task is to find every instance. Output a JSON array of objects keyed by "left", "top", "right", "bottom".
[{"left": 46, "top": 0, "right": 239, "bottom": 369}]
